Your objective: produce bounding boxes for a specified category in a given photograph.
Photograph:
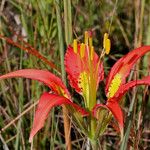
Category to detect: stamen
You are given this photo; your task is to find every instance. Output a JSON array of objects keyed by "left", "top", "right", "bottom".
[
  {"left": 90, "top": 46, "right": 94, "bottom": 60},
  {"left": 103, "top": 33, "right": 109, "bottom": 49},
  {"left": 88, "top": 30, "right": 93, "bottom": 47},
  {"left": 89, "top": 37, "right": 93, "bottom": 48},
  {"left": 84, "top": 31, "right": 89, "bottom": 45},
  {"left": 105, "top": 39, "right": 111, "bottom": 55},
  {"left": 73, "top": 39, "right": 77, "bottom": 53},
  {"left": 80, "top": 43, "right": 85, "bottom": 58},
  {"left": 103, "top": 33, "right": 111, "bottom": 55}
]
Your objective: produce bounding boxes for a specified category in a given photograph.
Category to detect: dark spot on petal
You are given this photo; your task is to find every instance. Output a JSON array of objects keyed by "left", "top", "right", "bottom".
[
  {"left": 117, "top": 62, "right": 124, "bottom": 72},
  {"left": 127, "top": 54, "right": 138, "bottom": 65}
]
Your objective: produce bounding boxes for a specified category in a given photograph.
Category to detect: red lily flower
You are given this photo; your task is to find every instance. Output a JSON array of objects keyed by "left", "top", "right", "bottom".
[
  {"left": 93, "top": 46, "right": 150, "bottom": 137},
  {"left": 0, "top": 69, "right": 89, "bottom": 141},
  {"left": 0, "top": 32, "right": 150, "bottom": 143}
]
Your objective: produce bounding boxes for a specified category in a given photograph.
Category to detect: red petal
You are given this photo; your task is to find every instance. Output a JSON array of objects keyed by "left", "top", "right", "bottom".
[
  {"left": 92, "top": 102, "right": 124, "bottom": 138},
  {"left": 65, "top": 45, "right": 104, "bottom": 94},
  {"left": 0, "top": 69, "right": 70, "bottom": 98},
  {"left": 29, "top": 92, "right": 89, "bottom": 142},
  {"left": 113, "top": 76, "right": 150, "bottom": 101},
  {"left": 106, "top": 101, "right": 124, "bottom": 139},
  {"left": 105, "top": 46, "right": 150, "bottom": 95}
]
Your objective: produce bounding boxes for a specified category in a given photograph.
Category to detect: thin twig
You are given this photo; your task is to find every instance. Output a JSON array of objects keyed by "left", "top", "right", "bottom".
[{"left": 0, "top": 101, "right": 38, "bottom": 133}]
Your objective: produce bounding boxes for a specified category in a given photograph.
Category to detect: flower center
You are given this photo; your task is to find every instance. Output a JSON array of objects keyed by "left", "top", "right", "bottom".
[
  {"left": 78, "top": 71, "right": 89, "bottom": 106},
  {"left": 108, "top": 73, "right": 122, "bottom": 98}
]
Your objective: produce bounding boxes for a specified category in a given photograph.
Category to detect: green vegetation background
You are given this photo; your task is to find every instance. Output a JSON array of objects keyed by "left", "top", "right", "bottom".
[{"left": 0, "top": 0, "right": 150, "bottom": 149}]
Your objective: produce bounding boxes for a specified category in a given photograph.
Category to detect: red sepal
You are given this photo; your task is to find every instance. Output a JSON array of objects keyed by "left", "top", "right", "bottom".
[
  {"left": 105, "top": 46, "right": 150, "bottom": 95},
  {"left": 29, "top": 92, "right": 89, "bottom": 142},
  {"left": 0, "top": 69, "right": 70, "bottom": 98},
  {"left": 92, "top": 101, "right": 124, "bottom": 138}
]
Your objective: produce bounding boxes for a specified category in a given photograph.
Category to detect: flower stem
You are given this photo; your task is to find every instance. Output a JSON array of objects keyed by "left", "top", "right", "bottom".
[
  {"left": 90, "top": 138, "right": 99, "bottom": 150},
  {"left": 63, "top": 0, "right": 73, "bottom": 45}
]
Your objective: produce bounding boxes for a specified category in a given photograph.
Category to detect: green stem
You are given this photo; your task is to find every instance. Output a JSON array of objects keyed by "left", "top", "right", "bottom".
[
  {"left": 55, "top": 0, "right": 66, "bottom": 82},
  {"left": 138, "top": 0, "right": 145, "bottom": 46},
  {"left": 15, "top": 42, "right": 24, "bottom": 150},
  {"left": 90, "top": 117, "right": 96, "bottom": 139},
  {"left": 120, "top": 88, "right": 136, "bottom": 150},
  {"left": 55, "top": 1, "right": 72, "bottom": 149},
  {"left": 63, "top": 0, "right": 73, "bottom": 45},
  {"left": 63, "top": 1, "right": 73, "bottom": 149},
  {"left": 90, "top": 138, "right": 99, "bottom": 150}
]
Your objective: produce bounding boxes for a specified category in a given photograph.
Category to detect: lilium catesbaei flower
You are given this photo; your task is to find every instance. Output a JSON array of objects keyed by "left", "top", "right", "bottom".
[{"left": 0, "top": 32, "right": 150, "bottom": 143}]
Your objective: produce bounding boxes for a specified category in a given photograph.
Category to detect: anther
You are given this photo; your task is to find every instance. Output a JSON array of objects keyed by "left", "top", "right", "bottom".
[
  {"left": 105, "top": 39, "right": 111, "bottom": 55},
  {"left": 103, "top": 33, "right": 109, "bottom": 49},
  {"left": 80, "top": 43, "right": 85, "bottom": 58},
  {"left": 73, "top": 39, "right": 78, "bottom": 53},
  {"left": 84, "top": 31, "right": 89, "bottom": 45},
  {"left": 90, "top": 46, "right": 94, "bottom": 60},
  {"left": 103, "top": 33, "right": 111, "bottom": 55}
]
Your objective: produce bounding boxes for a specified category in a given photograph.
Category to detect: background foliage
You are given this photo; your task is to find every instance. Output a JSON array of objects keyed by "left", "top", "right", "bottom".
[{"left": 0, "top": 0, "right": 150, "bottom": 149}]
